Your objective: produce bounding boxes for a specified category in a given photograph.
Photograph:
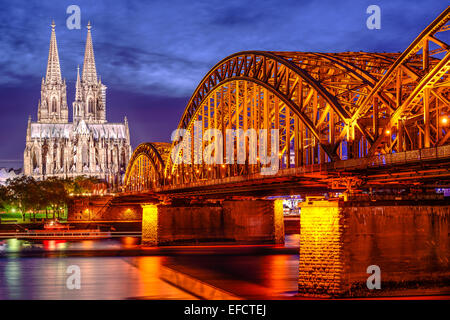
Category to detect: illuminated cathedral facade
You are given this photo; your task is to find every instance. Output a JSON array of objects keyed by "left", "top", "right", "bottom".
[{"left": 23, "top": 22, "right": 132, "bottom": 185}]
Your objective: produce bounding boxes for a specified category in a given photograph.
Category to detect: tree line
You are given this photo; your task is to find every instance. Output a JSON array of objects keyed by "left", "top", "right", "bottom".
[{"left": 0, "top": 176, "right": 104, "bottom": 220}]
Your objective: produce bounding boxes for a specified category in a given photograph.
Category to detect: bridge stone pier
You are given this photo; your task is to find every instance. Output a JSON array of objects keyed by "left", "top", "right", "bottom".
[
  {"left": 298, "top": 198, "right": 450, "bottom": 298},
  {"left": 141, "top": 199, "right": 284, "bottom": 246}
]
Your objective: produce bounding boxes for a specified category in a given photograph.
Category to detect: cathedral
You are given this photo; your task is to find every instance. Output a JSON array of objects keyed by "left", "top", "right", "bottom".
[{"left": 23, "top": 22, "right": 132, "bottom": 186}]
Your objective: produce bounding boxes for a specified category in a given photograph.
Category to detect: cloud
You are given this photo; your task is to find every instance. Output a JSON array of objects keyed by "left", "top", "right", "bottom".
[{"left": 0, "top": 0, "right": 446, "bottom": 97}]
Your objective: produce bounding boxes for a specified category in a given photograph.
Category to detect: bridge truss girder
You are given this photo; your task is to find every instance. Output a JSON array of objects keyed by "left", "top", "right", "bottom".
[{"left": 124, "top": 7, "right": 450, "bottom": 192}]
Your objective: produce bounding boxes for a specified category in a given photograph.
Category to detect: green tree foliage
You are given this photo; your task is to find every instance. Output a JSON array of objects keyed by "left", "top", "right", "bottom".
[
  {"left": 0, "top": 184, "right": 13, "bottom": 212},
  {"left": 40, "top": 178, "right": 69, "bottom": 219},
  {"left": 1, "top": 176, "right": 105, "bottom": 221},
  {"left": 6, "top": 176, "right": 37, "bottom": 219},
  {"left": 64, "top": 176, "right": 103, "bottom": 196}
]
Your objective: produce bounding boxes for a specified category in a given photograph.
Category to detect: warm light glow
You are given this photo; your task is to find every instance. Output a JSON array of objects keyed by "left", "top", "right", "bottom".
[
  {"left": 385, "top": 129, "right": 391, "bottom": 135},
  {"left": 299, "top": 200, "right": 344, "bottom": 296},
  {"left": 441, "top": 116, "right": 448, "bottom": 125},
  {"left": 141, "top": 204, "right": 158, "bottom": 246}
]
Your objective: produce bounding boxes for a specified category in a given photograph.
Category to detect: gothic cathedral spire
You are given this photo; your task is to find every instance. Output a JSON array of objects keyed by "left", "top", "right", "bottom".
[
  {"left": 82, "top": 21, "right": 97, "bottom": 84},
  {"left": 45, "top": 20, "right": 62, "bottom": 83},
  {"left": 38, "top": 20, "right": 68, "bottom": 123},
  {"left": 73, "top": 22, "right": 107, "bottom": 124},
  {"left": 75, "top": 65, "right": 82, "bottom": 101}
]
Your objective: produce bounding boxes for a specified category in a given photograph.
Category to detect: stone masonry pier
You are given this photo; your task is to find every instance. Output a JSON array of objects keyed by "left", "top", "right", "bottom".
[
  {"left": 298, "top": 198, "right": 450, "bottom": 298},
  {"left": 141, "top": 199, "right": 284, "bottom": 246}
]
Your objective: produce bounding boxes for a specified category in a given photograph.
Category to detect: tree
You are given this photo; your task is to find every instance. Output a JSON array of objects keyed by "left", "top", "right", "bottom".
[
  {"left": 64, "top": 176, "right": 102, "bottom": 196},
  {"left": 6, "top": 176, "right": 37, "bottom": 220},
  {"left": 41, "top": 178, "right": 69, "bottom": 219},
  {"left": 0, "top": 184, "right": 13, "bottom": 213}
]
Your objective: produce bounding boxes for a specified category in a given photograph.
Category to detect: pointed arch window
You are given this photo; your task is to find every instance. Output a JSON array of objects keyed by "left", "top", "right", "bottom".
[
  {"left": 88, "top": 98, "right": 94, "bottom": 114},
  {"left": 32, "top": 148, "right": 39, "bottom": 170},
  {"left": 51, "top": 97, "right": 57, "bottom": 113},
  {"left": 82, "top": 144, "right": 89, "bottom": 167}
]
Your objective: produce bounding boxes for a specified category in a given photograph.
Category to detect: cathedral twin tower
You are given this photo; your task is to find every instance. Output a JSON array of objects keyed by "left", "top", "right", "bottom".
[{"left": 24, "top": 22, "right": 132, "bottom": 186}]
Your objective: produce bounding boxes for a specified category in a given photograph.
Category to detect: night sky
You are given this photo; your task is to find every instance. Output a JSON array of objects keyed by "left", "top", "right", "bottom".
[{"left": 0, "top": 0, "right": 447, "bottom": 168}]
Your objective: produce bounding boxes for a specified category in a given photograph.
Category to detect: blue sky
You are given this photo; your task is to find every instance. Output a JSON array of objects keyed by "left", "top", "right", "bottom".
[{"left": 0, "top": 0, "right": 447, "bottom": 167}]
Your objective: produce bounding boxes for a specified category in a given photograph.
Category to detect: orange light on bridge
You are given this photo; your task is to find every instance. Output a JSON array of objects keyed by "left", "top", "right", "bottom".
[
  {"left": 385, "top": 129, "right": 391, "bottom": 135},
  {"left": 441, "top": 116, "right": 448, "bottom": 125}
]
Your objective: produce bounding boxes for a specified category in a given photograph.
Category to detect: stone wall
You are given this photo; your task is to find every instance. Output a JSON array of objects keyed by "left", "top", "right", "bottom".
[
  {"left": 68, "top": 196, "right": 142, "bottom": 221},
  {"left": 142, "top": 199, "right": 284, "bottom": 246},
  {"left": 298, "top": 199, "right": 450, "bottom": 297}
]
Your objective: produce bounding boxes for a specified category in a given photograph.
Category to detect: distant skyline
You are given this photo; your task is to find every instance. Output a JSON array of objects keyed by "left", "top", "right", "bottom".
[{"left": 0, "top": 0, "right": 447, "bottom": 168}]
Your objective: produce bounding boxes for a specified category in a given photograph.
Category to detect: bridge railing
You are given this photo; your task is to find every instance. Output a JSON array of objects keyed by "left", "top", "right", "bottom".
[{"left": 332, "top": 145, "right": 450, "bottom": 171}]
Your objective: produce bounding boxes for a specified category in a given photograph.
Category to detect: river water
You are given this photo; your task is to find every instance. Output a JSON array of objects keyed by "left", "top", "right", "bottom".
[{"left": 0, "top": 236, "right": 300, "bottom": 300}]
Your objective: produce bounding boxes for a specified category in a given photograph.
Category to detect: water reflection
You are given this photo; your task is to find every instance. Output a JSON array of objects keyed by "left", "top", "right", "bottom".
[
  {"left": 0, "top": 236, "right": 302, "bottom": 299},
  {"left": 0, "top": 256, "right": 197, "bottom": 300},
  {"left": 0, "top": 237, "right": 141, "bottom": 253}
]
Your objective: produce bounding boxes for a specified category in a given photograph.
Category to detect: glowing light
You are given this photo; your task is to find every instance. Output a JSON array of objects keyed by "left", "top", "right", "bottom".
[
  {"left": 299, "top": 200, "right": 343, "bottom": 295},
  {"left": 441, "top": 116, "right": 448, "bottom": 125},
  {"left": 141, "top": 204, "right": 158, "bottom": 246},
  {"left": 385, "top": 129, "right": 391, "bottom": 135}
]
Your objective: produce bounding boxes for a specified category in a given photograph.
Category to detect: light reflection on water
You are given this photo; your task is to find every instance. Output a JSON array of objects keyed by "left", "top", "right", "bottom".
[
  {"left": 0, "top": 237, "right": 141, "bottom": 253},
  {"left": 0, "top": 256, "right": 199, "bottom": 300},
  {"left": 0, "top": 236, "right": 301, "bottom": 300}
]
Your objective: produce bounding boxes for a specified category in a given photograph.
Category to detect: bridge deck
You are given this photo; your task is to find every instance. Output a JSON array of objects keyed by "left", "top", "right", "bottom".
[{"left": 120, "top": 145, "right": 450, "bottom": 198}]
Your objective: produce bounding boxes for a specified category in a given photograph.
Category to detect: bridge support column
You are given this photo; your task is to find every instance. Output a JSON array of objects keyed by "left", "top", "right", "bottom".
[
  {"left": 223, "top": 199, "right": 284, "bottom": 244},
  {"left": 140, "top": 199, "right": 284, "bottom": 246},
  {"left": 298, "top": 198, "right": 450, "bottom": 298},
  {"left": 141, "top": 204, "right": 159, "bottom": 246},
  {"left": 298, "top": 199, "right": 347, "bottom": 297}
]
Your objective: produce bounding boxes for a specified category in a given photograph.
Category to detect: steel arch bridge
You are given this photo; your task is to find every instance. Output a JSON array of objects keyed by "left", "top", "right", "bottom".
[
  {"left": 124, "top": 7, "right": 450, "bottom": 195},
  {"left": 123, "top": 142, "right": 171, "bottom": 192}
]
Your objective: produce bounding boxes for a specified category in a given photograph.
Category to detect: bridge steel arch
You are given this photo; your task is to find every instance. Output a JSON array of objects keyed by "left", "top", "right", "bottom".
[
  {"left": 124, "top": 7, "right": 449, "bottom": 191},
  {"left": 353, "top": 7, "right": 450, "bottom": 155},
  {"left": 123, "top": 142, "right": 170, "bottom": 192},
  {"left": 165, "top": 51, "right": 394, "bottom": 178}
]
